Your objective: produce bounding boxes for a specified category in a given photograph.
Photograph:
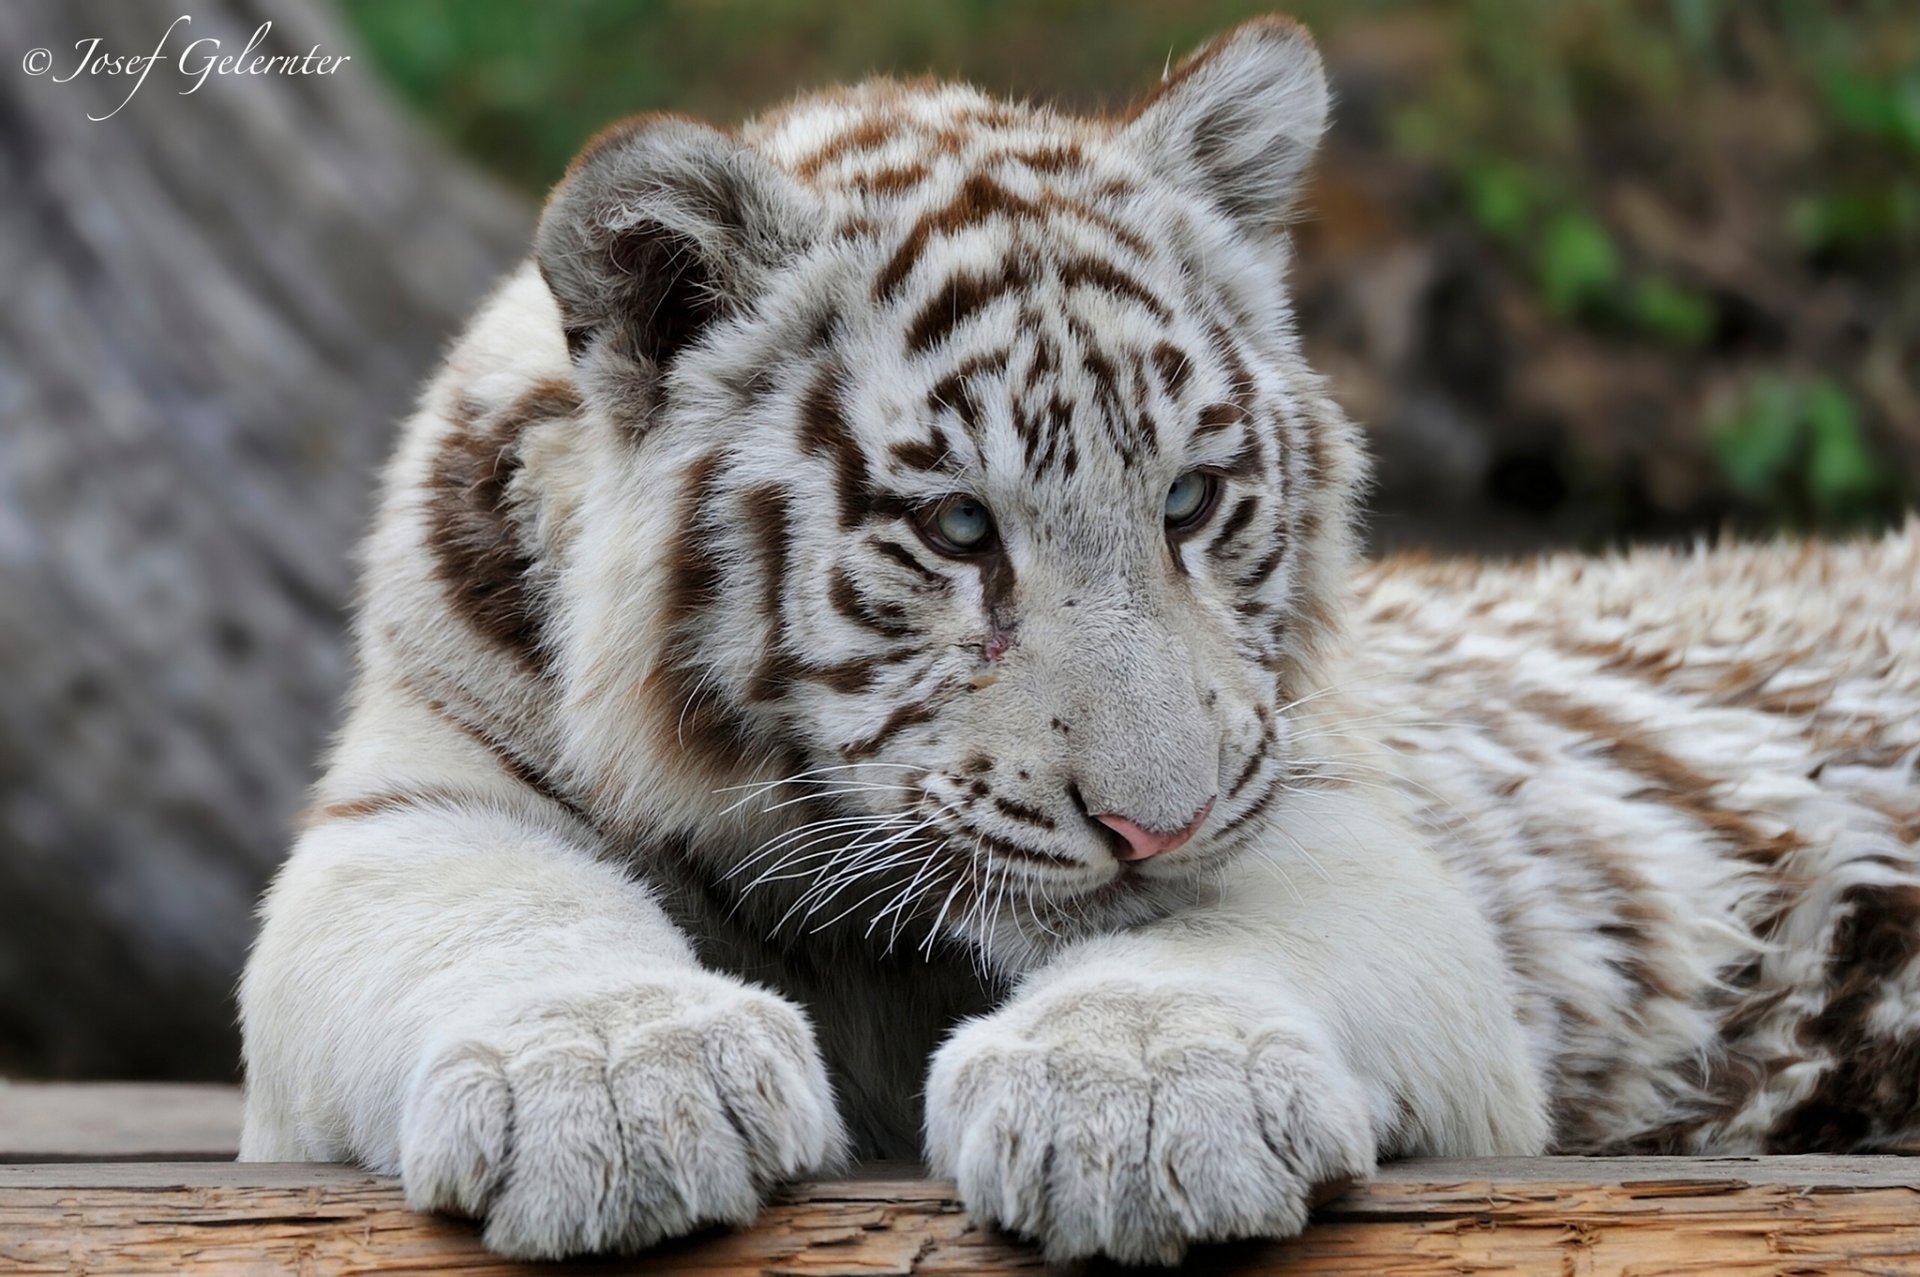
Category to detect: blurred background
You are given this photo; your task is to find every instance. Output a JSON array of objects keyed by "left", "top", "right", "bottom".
[{"left": 1, "top": 0, "right": 1914, "bottom": 1081}]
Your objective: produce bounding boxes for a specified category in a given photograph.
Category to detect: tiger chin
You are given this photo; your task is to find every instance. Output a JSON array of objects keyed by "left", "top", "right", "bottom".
[{"left": 238, "top": 13, "right": 1920, "bottom": 1266}]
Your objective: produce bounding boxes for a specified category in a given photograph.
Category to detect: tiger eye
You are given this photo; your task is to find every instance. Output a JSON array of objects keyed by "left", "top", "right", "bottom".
[
  {"left": 915, "top": 494, "right": 997, "bottom": 556},
  {"left": 1164, "top": 471, "right": 1218, "bottom": 531}
]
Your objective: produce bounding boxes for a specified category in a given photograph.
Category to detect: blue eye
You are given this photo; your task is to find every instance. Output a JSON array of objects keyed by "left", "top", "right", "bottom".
[
  {"left": 1165, "top": 471, "right": 1216, "bottom": 529},
  {"left": 916, "top": 495, "right": 996, "bottom": 555}
]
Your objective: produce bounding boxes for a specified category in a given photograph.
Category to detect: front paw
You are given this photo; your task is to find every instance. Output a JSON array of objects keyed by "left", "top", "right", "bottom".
[
  {"left": 925, "top": 978, "right": 1374, "bottom": 1264},
  {"left": 399, "top": 972, "right": 844, "bottom": 1259}
]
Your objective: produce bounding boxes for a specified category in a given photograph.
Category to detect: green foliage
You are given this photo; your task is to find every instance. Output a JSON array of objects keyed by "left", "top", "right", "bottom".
[
  {"left": 1627, "top": 277, "right": 1715, "bottom": 346},
  {"left": 1712, "top": 376, "right": 1895, "bottom": 526},
  {"left": 1823, "top": 64, "right": 1920, "bottom": 154},
  {"left": 1536, "top": 212, "right": 1619, "bottom": 316}
]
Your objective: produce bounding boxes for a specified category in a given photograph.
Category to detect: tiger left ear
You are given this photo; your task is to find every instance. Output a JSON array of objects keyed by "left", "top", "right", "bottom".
[
  {"left": 535, "top": 115, "right": 823, "bottom": 425},
  {"left": 1121, "top": 16, "right": 1329, "bottom": 236}
]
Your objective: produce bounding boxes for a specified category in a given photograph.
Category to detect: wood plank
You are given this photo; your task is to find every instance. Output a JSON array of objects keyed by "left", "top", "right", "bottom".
[
  {"left": 0, "top": 1082, "right": 241, "bottom": 1162},
  {"left": 3, "top": 1157, "right": 1917, "bottom": 1275}
]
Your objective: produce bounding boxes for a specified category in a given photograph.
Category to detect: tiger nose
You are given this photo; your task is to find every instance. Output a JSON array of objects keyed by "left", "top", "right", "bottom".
[{"left": 1092, "top": 797, "right": 1216, "bottom": 862}]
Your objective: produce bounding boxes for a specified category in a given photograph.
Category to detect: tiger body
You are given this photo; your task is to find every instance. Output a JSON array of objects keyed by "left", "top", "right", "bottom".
[{"left": 239, "top": 17, "right": 1920, "bottom": 1263}]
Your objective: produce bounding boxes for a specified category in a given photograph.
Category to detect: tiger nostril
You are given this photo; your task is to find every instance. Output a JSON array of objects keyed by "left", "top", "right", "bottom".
[
  {"left": 1090, "top": 797, "right": 1216, "bottom": 863},
  {"left": 1067, "top": 781, "right": 1091, "bottom": 817},
  {"left": 1068, "top": 782, "right": 1132, "bottom": 859}
]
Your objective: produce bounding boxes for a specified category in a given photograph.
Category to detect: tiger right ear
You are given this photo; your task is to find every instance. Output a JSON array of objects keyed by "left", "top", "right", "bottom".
[
  {"left": 535, "top": 115, "right": 822, "bottom": 423},
  {"left": 1121, "top": 16, "right": 1330, "bottom": 237}
]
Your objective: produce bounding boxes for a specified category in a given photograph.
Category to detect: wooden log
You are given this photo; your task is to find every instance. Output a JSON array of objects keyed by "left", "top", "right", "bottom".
[
  {"left": 0, "top": 1082, "right": 242, "bottom": 1162},
  {"left": 2, "top": 1157, "right": 1917, "bottom": 1275}
]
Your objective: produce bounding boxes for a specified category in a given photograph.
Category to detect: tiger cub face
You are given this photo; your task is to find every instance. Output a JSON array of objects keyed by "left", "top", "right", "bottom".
[{"left": 535, "top": 17, "right": 1364, "bottom": 960}]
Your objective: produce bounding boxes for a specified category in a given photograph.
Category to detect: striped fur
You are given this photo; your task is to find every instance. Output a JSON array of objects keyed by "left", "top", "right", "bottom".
[{"left": 240, "top": 14, "right": 1920, "bottom": 1263}]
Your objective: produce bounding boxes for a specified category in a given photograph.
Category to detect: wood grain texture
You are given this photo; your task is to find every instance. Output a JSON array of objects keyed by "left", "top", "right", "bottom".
[
  {"left": 2, "top": 1158, "right": 1916, "bottom": 1275},
  {"left": 0, "top": 1082, "right": 241, "bottom": 1161}
]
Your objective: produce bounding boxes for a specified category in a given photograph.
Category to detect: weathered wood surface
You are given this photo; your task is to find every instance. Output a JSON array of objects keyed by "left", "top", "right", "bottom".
[
  {"left": 0, "top": 1082, "right": 242, "bottom": 1162},
  {"left": 2, "top": 1158, "right": 1917, "bottom": 1275}
]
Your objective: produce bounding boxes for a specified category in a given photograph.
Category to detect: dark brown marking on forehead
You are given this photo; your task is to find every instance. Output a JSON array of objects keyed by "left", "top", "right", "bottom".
[
  {"left": 874, "top": 172, "right": 1155, "bottom": 305},
  {"left": 1213, "top": 437, "right": 1265, "bottom": 478},
  {"left": 1196, "top": 402, "right": 1247, "bottom": 438},
  {"left": 874, "top": 173, "right": 1041, "bottom": 303},
  {"left": 853, "top": 162, "right": 931, "bottom": 195},
  {"left": 798, "top": 365, "right": 910, "bottom": 530},
  {"left": 1205, "top": 321, "right": 1256, "bottom": 407},
  {"left": 906, "top": 257, "right": 1035, "bottom": 353},
  {"left": 887, "top": 429, "right": 959, "bottom": 475},
  {"left": 925, "top": 347, "right": 1010, "bottom": 435},
  {"left": 1023, "top": 334, "right": 1058, "bottom": 388},
  {"left": 1077, "top": 340, "right": 1147, "bottom": 467},
  {"left": 1009, "top": 143, "right": 1084, "bottom": 173},
  {"left": 1151, "top": 341, "right": 1194, "bottom": 399},
  {"left": 1054, "top": 256, "right": 1172, "bottom": 324},
  {"left": 796, "top": 116, "right": 898, "bottom": 177}
]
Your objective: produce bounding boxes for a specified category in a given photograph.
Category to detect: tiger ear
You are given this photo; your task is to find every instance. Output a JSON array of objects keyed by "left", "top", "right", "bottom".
[
  {"left": 1121, "top": 16, "right": 1329, "bottom": 235},
  {"left": 535, "top": 115, "right": 822, "bottom": 422}
]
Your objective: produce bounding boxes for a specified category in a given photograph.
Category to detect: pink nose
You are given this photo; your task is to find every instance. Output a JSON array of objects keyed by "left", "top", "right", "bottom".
[{"left": 1094, "top": 798, "right": 1215, "bottom": 862}]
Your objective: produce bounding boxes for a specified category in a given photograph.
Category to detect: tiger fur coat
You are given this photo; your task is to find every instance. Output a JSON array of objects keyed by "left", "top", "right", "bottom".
[{"left": 238, "top": 15, "right": 1920, "bottom": 1263}]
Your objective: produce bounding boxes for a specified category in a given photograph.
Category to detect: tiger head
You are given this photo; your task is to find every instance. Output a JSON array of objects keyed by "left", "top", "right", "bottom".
[{"left": 534, "top": 16, "right": 1365, "bottom": 967}]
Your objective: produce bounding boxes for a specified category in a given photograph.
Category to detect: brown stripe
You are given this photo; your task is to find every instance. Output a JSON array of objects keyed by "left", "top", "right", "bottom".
[
  {"left": 1195, "top": 401, "right": 1245, "bottom": 437},
  {"left": 740, "top": 484, "right": 796, "bottom": 701},
  {"left": 1518, "top": 693, "right": 1801, "bottom": 869},
  {"left": 829, "top": 563, "right": 915, "bottom": 638},
  {"left": 1209, "top": 497, "right": 1261, "bottom": 560},
  {"left": 926, "top": 348, "right": 1009, "bottom": 433},
  {"left": 1009, "top": 143, "right": 1083, "bottom": 173},
  {"left": 742, "top": 484, "right": 793, "bottom": 619},
  {"left": 300, "top": 785, "right": 481, "bottom": 829},
  {"left": 905, "top": 259, "right": 1033, "bottom": 353},
  {"left": 843, "top": 697, "right": 940, "bottom": 758},
  {"left": 1150, "top": 341, "right": 1192, "bottom": 399},
  {"left": 641, "top": 452, "right": 766, "bottom": 780},
  {"left": 869, "top": 537, "right": 946, "bottom": 585},
  {"left": 874, "top": 174, "right": 1152, "bottom": 304},
  {"left": 1054, "top": 256, "right": 1171, "bottom": 323},
  {"left": 795, "top": 645, "right": 927, "bottom": 695},
  {"left": 797, "top": 366, "right": 908, "bottom": 529},
  {"left": 399, "top": 677, "right": 593, "bottom": 828},
  {"left": 1769, "top": 880, "right": 1920, "bottom": 1151},
  {"left": 853, "top": 162, "right": 931, "bottom": 195},
  {"left": 796, "top": 116, "right": 896, "bottom": 177},
  {"left": 425, "top": 380, "right": 580, "bottom": 673}
]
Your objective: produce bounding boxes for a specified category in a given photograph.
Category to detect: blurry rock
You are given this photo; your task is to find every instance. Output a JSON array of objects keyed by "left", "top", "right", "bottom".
[{"left": 0, "top": 0, "right": 529, "bottom": 1078}]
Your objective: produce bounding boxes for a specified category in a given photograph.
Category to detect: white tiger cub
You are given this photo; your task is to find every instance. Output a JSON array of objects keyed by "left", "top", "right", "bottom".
[{"left": 239, "top": 14, "right": 1920, "bottom": 1264}]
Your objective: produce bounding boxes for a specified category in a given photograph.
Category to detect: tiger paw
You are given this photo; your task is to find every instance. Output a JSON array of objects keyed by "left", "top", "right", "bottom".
[
  {"left": 924, "top": 976, "right": 1374, "bottom": 1264},
  {"left": 399, "top": 972, "right": 844, "bottom": 1259}
]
